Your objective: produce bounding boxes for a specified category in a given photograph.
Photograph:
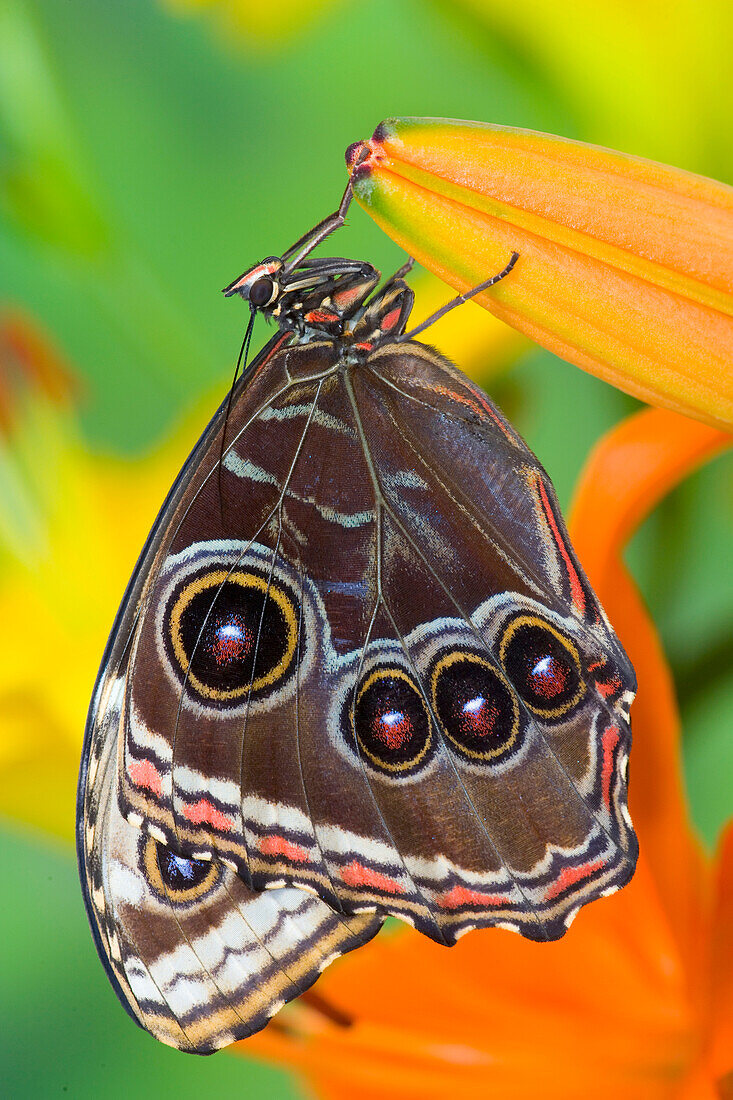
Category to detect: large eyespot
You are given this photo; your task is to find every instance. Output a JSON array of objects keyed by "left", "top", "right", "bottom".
[
  {"left": 166, "top": 568, "right": 298, "bottom": 705},
  {"left": 500, "top": 614, "right": 584, "bottom": 720},
  {"left": 248, "top": 276, "right": 277, "bottom": 308},
  {"left": 142, "top": 836, "right": 221, "bottom": 905},
  {"left": 350, "top": 666, "right": 432, "bottom": 775},
  {"left": 431, "top": 650, "right": 521, "bottom": 763}
]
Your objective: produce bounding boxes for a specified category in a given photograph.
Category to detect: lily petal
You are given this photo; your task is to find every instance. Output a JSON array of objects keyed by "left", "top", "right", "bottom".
[
  {"left": 708, "top": 822, "right": 733, "bottom": 1079},
  {"left": 346, "top": 118, "right": 733, "bottom": 429},
  {"left": 570, "top": 408, "right": 730, "bottom": 966}
]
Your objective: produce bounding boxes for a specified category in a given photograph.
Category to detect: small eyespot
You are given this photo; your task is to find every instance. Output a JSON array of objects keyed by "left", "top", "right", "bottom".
[
  {"left": 165, "top": 568, "right": 299, "bottom": 706},
  {"left": 142, "top": 836, "right": 221, "bottom": 905},
  {"left": 349, "top": 666, "right": 432, "bottom": 775},
  {"left": 431, "top": 650, "right": 521, "bottom": 763},
  {"left": 500, "top": 614, "right": 584, "bottom": 720},
  {"left": 249, "top": 276, "right": 277, "bottom": 308}
]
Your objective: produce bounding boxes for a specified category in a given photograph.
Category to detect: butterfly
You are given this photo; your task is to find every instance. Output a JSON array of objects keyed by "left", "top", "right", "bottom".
[{"left": 78, "top": 180, "right": 637, "bottom": 1054}]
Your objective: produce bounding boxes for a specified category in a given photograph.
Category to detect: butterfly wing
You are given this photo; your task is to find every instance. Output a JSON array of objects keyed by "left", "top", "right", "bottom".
[
  {"left": 78, "top": 334, "right": 382, "bottom": 1053},
  {"left": 105, "top": 334, "right": 636, "bottom": 946}
]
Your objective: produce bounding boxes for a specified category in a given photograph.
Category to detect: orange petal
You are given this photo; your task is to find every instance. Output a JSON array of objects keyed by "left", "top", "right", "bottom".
[
  {"left": 569, "top": 408, "right": 729, "bottom": 966},
  {"left": 243, "top": 855, "right": 698, "bottom": 1098},
  {"left": 0, "top": 310, "right": 76, "bottom": 435},
  {"left": 569, "top": 408, "right": 731, "bottom": 581},
  {"left": 706, "top": 822, "right": 733, "bottom": 1079},
  {"left": 346, "top": 119, "right": 733, "bottom": 429}
]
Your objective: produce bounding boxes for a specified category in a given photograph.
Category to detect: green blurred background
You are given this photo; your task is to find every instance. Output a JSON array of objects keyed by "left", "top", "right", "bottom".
[{"left": 0, "top": 0, "right": 730, "bottom": 1095}]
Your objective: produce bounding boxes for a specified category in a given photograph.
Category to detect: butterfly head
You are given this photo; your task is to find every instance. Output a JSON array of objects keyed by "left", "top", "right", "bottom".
[{"left": 222, "top": 257, "right": 284, "bottom": 312}]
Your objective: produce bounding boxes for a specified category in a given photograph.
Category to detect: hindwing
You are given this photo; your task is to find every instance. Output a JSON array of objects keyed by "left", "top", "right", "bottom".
[{"left": 77, "top": 331, "right": 383, "bottom": 1051}]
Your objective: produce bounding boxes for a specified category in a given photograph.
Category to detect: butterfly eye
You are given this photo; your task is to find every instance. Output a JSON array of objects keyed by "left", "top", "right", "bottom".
[
  {"left": 166, "top": 569, "right": 299, "bottom": 705},
  {"left": 248, "top": 276, "right": 277, "bottom": 308},
  {"left": 351, "top": 667, "right": 432, "bottom": 775},
  {"left": 142, "top": 835, "right": 221, "bottom": 904},
  {"left": 500, "top": 615, "right": 584, "bottom": 720},
  {"left": 431, "top": 651, "right": 521, "bottom": 763}
]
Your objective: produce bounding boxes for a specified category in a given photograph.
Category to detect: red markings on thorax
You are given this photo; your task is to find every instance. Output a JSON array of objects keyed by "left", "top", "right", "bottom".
[
  {"left": 259, "top": 835, "right": 310, "bottom": 862},
  {"left": 182, "top": 799, "right": 235, "bottom": 832},
  {"left": 333, "top": 284, "right": 365, "bottom": 309},
  {"left": 601, "top": 725, "right": 621, "bottom": 808},
  {"left": 543, "top": 859, "right": 605, "bottom": 901},
  {"left": 380, "top": 306, "right": 402, "bottom": 332},
  {"left": 435, "top": 884, "right": 507, "bottom": 910},
  {"left": 305, "top": 308, "right": 339, "bottom": 325},
  {"left": 128, "top": 758, "right": 163, "bottom": 797},
  {"left": 341, "top": 860, "right": 404, "bottom": 894}
]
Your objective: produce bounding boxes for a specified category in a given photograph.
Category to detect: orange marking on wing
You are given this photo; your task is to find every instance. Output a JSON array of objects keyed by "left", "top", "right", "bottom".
[
  {"left": 468, "top": 385, "right": 517, "bottom": 440},
  {"left": 426, "top": 382, "right": 486, "bottom": 418},
  {"left": 536, "top": 475, "right": 587, "bottom": 615},
  {"left": 128, "top": 758, "right": 163, "bottom": 797},
  {"left": 259, "top": 835, "right": 310, "bottom": 862},
  {"left": 419, "top": 379, "right": 516, "bottom": 441},
  {"left": 543, "top": 859, "right": 605, "bottom": 901},
  {"left": 182, "top": 799, "right": 234, "bottom": 832},
  {"left": 601, "top": 725, "right": 621, "bottom": 808},
  {"left": 435, "top": 884, "right": 507, "bottom": 910},
  {"left": 341, "top": 861, "right": 404, "bottom": 894}
]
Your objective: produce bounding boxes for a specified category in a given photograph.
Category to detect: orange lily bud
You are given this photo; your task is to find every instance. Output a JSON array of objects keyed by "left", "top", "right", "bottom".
[{"left": 346, "top": 118, "right": 733, "bottom": 430}]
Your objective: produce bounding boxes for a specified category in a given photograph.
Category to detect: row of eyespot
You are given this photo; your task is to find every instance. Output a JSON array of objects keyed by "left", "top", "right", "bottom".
[
  {"left": 162, "top": 570, "right": 587, "bottom": 773},
  {"left": 345, "top": 623, "right": 583, "bottom": 776}
]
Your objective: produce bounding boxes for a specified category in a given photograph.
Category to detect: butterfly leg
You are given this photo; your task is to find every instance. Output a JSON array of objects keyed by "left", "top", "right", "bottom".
[
  {"left": 385, "top": 256, "right": 415, "bottom": 284},
  {"left": 280, "top": 180, "right": 355, "bottom": 275},
  {"left": 398, "top": 252, "right": 519, "bottom": 341}
]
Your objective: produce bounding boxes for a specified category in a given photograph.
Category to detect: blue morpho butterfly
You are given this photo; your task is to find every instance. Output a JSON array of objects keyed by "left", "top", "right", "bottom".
[{"left": 78, "top": 177, "right": 637, "bottom": 1053}]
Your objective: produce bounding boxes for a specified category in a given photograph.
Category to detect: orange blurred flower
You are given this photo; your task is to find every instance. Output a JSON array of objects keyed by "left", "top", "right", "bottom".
[
  {"left": 0, "top": 310, "right": 76, "bottom": 433},
  {"left": 236, "top": 409, "right": 732, "bottom": 1100},
  {"left": 346, "top": 118, "right": 733, "bottom": 431}
]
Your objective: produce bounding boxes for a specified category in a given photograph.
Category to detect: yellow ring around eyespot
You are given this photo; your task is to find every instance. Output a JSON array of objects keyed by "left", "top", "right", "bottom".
[
  {"left": 353, "top": 667, "right": 432, "bottom": 773},
  {"left": 498, "top": 614, "right": 585, "bottom": 719},
  {"left": 169, "top": 569, "right": 298, "bottom": 701},
  {"left": 431, "top": 650, "right": 520, "bottom": 761},
  {"left": 142, "top": 835, "right": 220, "bottom": 905}
]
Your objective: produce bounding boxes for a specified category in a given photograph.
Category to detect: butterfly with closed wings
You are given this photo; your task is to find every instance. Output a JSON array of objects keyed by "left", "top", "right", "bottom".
[{"left": 78, "top": 180, "right": 637, "bottom": 1054}]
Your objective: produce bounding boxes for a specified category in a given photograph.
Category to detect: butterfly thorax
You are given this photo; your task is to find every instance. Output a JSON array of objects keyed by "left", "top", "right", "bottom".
[{"left": 223, "top": 254, "right": 415, "bottom": 353}]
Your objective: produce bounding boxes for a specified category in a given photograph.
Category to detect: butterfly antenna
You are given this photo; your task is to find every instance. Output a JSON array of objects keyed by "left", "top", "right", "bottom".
[{"left": 217, "top": 306, "right": 256, "bottom": 527}]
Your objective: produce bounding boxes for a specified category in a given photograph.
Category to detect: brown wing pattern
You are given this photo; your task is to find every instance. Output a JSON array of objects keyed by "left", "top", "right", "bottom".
[{"left": 117, "top": 336, "right": 636, "bottom": 945}]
